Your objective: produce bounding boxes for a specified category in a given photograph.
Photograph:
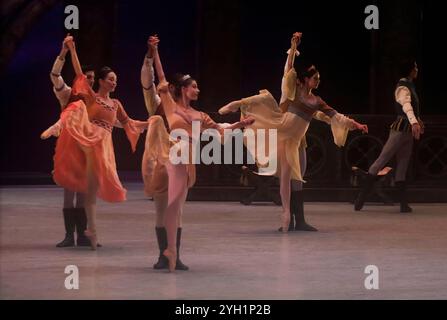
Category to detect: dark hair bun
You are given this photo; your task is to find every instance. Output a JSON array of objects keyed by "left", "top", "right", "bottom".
[
  {"left": 98, "top": 66, "right": 114, "bottom": 80},
  {"left": 169, "top": 73, "right": 194, "bottom": 98}
]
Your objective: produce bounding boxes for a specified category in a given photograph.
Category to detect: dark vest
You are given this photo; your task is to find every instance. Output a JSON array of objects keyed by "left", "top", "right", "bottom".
[{"left": 390, "top": 78, "right": 420, "bottom": 132}]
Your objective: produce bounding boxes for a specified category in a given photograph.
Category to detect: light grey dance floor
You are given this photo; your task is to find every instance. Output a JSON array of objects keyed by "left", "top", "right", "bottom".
[{"left": 1, "top": 184, "right": 446, "bottom": 299}]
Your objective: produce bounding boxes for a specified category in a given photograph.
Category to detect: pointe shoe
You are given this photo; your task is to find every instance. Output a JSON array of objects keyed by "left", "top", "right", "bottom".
[
  {"left": 84, "top": 229, "right": 97, "bottom": 250},
  {"left": 163, "top": 249, "right": 177, "bottom": 272},
  {"left": 218, "top": 101, "right": 240, "bottom": 115},
  {"left": 280, "top": 213, "right": 290, "bottom": 233},
  {"left": 40, "top": 125, "right": 60, "bottom": 140}
]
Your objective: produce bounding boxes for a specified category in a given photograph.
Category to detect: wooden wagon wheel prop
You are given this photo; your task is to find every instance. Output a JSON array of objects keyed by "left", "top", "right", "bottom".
[
  {"left": 345, "top": 135, "right": 384, "bottom": 171},
  {"left": 305, "top": 133, "right": 327, "bottom": 178}
]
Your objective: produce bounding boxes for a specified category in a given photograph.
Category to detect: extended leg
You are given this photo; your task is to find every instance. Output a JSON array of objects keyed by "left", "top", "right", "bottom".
[{"left": 355, "top": 130, "right": 402, "bottom": 211}]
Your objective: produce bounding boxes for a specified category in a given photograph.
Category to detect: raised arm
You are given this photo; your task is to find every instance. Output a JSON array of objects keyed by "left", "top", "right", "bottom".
[
  {"left": 141, "top": 36, "right": 162, "bottom": 116},
  {"left": 280, "top": 32, "right": 302, "bottom": 112},
  {"left": 50, "top": 36, "right": 69, "bottom": 88},
  {"left": 50, "top": 35, "right": 72, "bottom": 109},
  {"left": 65, "top": 36, "right": 83, "bottom": 76},
  {"left": 141, "top": 36, "right": 157, "bottom": 88},
  {"left": 286, "top": 32, "right": 301, "bottom": 74},
  {"left": 152, "top": 36, "right": 166, "bottom": 84},
  {"left": 152, "top": 36, "right": 177, "bottom": 118}
]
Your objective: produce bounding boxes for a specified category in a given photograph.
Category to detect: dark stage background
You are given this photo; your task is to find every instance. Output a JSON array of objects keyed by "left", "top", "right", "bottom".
[{"left": 1, "top": 0, "right": 446, "bottom": 200}]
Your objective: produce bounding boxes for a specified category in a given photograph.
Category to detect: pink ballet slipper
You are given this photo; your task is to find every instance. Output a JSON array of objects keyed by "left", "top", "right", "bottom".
[
  {"left": 40, "top": 124, "right": 61, "bottom": 140},
  {"left": 163, "top": 248, "right": 177, "bottom": 272},
  {"left": 281, "top": 212, "right": 290, "bottom": 233},
  {"left": 84, "top": 229, "right": 98, "bottom": 250},
  {"left": 218, "top": 101, "right": 241, "bottom": 115}
]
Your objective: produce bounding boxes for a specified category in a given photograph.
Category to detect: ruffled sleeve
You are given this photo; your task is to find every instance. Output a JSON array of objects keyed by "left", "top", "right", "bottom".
[
  {"left": 281, "top": 69, "right": 297, "bottom": 103},
  {"left": 329, "top": 113, "right": 357, "bottom": 147},
  {"left": 116, "top": 100, "right": 146, "bottom": 152},
  {"left": 313, "top": 111, "right": 332, "bottom": 124},
  {"left": 280, "top": 49, "right": 300, "bottom": 104},
  {"left": 316, "top": 97, "right": 356, "bottom": 147}
]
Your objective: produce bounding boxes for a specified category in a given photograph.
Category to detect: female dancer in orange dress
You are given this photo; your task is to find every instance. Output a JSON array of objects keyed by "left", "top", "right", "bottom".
[
  {"left": 143, "top": 36, "right": 254, "bottom": 271},
  {"left": 53, "top": 36, "right": 148, "bottom": 249},
  {"left": 41, "top": 35, "right": 96, "bottom": 247}
]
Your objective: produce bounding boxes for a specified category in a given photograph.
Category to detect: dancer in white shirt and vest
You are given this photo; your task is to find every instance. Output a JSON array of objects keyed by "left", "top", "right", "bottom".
[{"left": 354, "top": 59, "right": 423, "bottom": 213}]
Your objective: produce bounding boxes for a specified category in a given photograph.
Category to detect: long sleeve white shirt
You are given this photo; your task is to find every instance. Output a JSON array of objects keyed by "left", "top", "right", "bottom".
[
  {"left": 395, "top": 80, "right": 418, "bottom": 125},
  {"left": 50, "top": 56, "right": 71, "bottom": 108},
  {"left": 141, "top": 55, "right": 161, "bottom": 116}
]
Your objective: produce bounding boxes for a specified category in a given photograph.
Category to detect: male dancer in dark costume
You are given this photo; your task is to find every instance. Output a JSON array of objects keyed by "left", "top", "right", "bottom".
[{"left": 355, "top": 59, "right": 423, "bottom": 213}]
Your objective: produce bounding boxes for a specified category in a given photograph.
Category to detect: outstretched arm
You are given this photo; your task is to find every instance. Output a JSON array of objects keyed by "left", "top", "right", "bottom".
[
  {"left": 318, "top": 98, "right": 368, "bottom": 134},
  {"left": 201, "top": 111, "right": 255, "bottom": 145}
]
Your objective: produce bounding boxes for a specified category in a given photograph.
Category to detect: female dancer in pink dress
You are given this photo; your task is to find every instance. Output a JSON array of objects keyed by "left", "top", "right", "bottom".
[
  {"left": 53, "top": 37, "right": 148, "bottom": 249},
  {"left": 143, "top": 36, "right": 254, "bottom": 271}
]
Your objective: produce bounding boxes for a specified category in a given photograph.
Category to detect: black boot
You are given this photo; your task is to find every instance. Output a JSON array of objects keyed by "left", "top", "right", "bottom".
[
  {"left": 74, "top": 208, "right": 102, "bottom": 247},
  {"left": 153, "top": 227, "right": 169, "bottom": 269},
  {"left": 56, "top": 208, "right": 75, "bottom": 247},
  {"left": 293, "top": 191, "right": 318, "bottom": 231},
  {"left": 396, "top": 181, "right": 412, "bottom": 213},
  {"left": 354, "top": 173, "right": 377, "bottom": 211},
  {"left": 176, "top": 228, "right": 189, "bottom": 271}
]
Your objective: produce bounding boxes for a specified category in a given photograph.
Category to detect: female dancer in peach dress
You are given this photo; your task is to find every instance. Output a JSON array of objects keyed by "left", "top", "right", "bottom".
[
  {"left": 219, "top": 32, "right": 368, "bottom": 232},
  {"left": 53, "top": 37, "right": 148, "bottom": 249}
]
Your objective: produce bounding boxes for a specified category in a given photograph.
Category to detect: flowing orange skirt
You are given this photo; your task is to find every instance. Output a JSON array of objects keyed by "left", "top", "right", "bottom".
[{"left": 53, "top": 100, "right": 127, "bottom": 202}]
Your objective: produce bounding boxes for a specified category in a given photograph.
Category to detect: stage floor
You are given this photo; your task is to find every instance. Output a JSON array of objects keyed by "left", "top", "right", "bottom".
[{"left": 1, "top": 184, "right": 447, "bottom": 300}]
